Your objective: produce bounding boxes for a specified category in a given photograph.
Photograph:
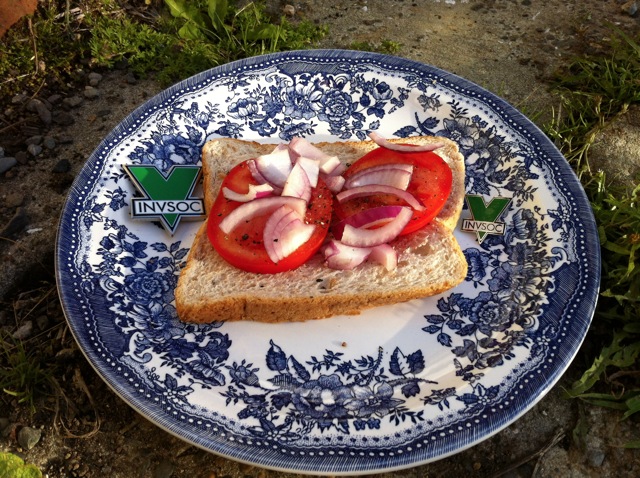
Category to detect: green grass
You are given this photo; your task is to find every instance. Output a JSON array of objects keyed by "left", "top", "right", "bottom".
[
  {"left": 544, "top": 25, "right": 640, "bottom": 425},
  {"left": 0, "top": 334, "right": 56, "bottom": 412},
  {"left": 0, "top": 0, "right": 327, "bottom": 97}
]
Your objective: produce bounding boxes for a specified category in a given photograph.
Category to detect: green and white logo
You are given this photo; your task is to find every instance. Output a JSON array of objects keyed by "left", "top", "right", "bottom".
[
  {"left": 462, "top": 195, "right": 512, "bottom": 244},
  {"left": 124, "top": 165, "right": 204, "bottom": 235}
]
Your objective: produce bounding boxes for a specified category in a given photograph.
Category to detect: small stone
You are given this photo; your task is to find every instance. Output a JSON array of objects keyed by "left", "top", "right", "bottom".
[
  {"left": 43, "top": 136, "right": 56, "bottom": 149},
  {"left": 0, "top": 418, "right": 9, "bottom": 431},
  {"left": 15, "top": 151, "right": 28, "bottom": 164},
  {"left": 12, "top": 321, "right": 33, "bottom": 340},
  {"left": 27, "top": 144, "right": 43, "bottom": 157},
  {"left": 36, "top": 315, "right": 49, "bottom": 331},
  {"left": 26, "top": 98, "right": 52, "bottom": 125},
  {"left": 54, "top": 111, "right": 75, "bottom": 126},
  {"left": 0, "top": 146, "right": 4, "bottom": 158},
  {"left": 1, "top": 207, "right": 28, "bottom": 237},
  {"left": 4, "top": 192, "right": 24, "bottom": 208},
  {"left": 57, "top": 134, "right": 74, "bottom": 144},
  {"left": 84, "top": 86, "right": 100, "bottom": 99},
  {"left": 88, "top": 72, "right": 103, "bottom": 86},
  {"left": 0, "top": 156, "right": 17, "bottom": 174},
  {"left": 25, "top": 135, "right": 43, "bottom": 146},
  {"left": 587, "top": 447, "right": 606, "bottom": 467},
  {"left": 153, "top": 459, "right": 175, "bottom": 478},
  {"left": 63, "top": 95, "right": 84, "bottom": 108},
  {"left": 52, "top": 158, "right": 71, "bottom": 173},
  {"left": 47, "top": 94, "right": 62, "bottom": 105},
  {"left": 11, "top": 93, "right": 28, "bottom": 104},
  {"left": 17, "top": 426, "right": 42, "bottom": 450},
  {"left": 283, "top": 4, "right": 295, "bottom": 16},
  {"left": 621, "top": 0, "right": 638, "bottom": 15},
  {"left": 125, "top": 71, "right": 137, "bottom": 84}
]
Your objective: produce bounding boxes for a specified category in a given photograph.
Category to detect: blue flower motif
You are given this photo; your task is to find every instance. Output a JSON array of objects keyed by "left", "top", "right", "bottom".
[
  {"left": 317, "top": 90, "right": 356, "bottom": 127},
  {"left": 283, "top": 81, "right": 323, "bottom": 120},
  {"left": 469, "top": 291, "right": 518, "bottom": 335},
  {"left": 371, "top": 81, "right": 393, "bottom": 101},
  {"left": 130, "top": 132, "right": 200, "bottom": 169},
  {"left": 464, "top": 248, "right": 490, "bottom": 285},
  {"left": 228, "top": 97, "right": 259, "bottom": 120},
  {"left": 123, "top": 270, "right": 173, "bottom": 305},
  {"left": 292, "top": 374, "right": 353, "bottom": 420},
  {"left": 512, "top": 208, "right": 538, "bottom": 240},
  {"left": 229, "top": 361, "right": 260, "bottom": 387},
  {"left": 488, "top": 259, "right": 542, "bottom": 304}
]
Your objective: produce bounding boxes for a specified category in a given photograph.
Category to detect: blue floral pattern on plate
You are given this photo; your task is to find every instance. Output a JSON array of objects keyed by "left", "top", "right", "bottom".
[{"left": 56, "top": 50, "right": 600, "bottom": 474}]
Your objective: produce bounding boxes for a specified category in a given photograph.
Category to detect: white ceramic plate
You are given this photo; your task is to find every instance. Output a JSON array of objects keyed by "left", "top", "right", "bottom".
[{"left": 56, "top": 50, "right": 600, "bottom": 474}]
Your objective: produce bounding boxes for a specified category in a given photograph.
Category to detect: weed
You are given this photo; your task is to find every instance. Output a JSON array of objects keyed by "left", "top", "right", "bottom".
[
  {"left": 545, "top": 25, "right": 640, "bottom": 424},
  {"left": 0, "top": 335, "right": 55, "bottom": 412},
  {"left": 350, "top": 39, "right": 403, "bottom": 55}
]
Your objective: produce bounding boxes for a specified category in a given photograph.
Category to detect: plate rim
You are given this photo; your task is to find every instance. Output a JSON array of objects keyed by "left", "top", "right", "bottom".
[{"left": 55, "top": 49, "right": 601, "bottom": 474}]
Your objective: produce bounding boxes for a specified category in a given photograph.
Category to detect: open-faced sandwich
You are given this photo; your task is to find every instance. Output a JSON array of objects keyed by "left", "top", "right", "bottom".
[{"left": 175, "top": 133, "right": 467, "bottom": 323}]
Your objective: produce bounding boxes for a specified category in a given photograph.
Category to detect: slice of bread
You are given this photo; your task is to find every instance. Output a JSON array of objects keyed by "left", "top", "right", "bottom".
[{"left": 175, "top": 136, "right": 467, "bottom": 323}]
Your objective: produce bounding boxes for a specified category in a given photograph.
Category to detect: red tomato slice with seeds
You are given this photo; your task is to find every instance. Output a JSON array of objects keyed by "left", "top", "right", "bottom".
[
  {"left": 207, "top": 161, "right": 333, "bottom": 274},
  {"left": 334, "top": 147, "right": 453, "bottom": 235}
]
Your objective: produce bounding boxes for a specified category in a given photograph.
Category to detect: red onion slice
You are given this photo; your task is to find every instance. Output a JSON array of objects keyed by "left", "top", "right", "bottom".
[
  {"left": 254, "top": 148, "right": 294, "bottom": 187},
  {"left": 369, "top": 131, "right": 444, "bottom": 152},
  {"left": 340, "top": 207, "right": 413, "bottom": 247},
  {"left": 222, "top": 183, "right": 274, "bottom": 202},
  {"left": 369, "top": 244, "right": 398, "bottom": 271},
  {"left": 282, "top": 162, "right": 312, "bottom": 202},
  {"left": 263, "top": 206, "right": 315, "bottom": 263},
  {"left": 218, "top": 196, "right": 307, "bottom": 234},
  {"left": 296, "top": 156, "right": 320, "bottom": 188},
  {"left": 336, "top": 185, "right": 426, "bottom": 211},
  {"left": 319, "top": 155, "right": 342, "bottom": 175},
  {"left": 332, "top": 205, "right": 406, "bottom": 239},
  {"left": 289, "top": 137, "right": 332, "bottom": 161},
  {"left": 344, "top": 164, "right": 413, "bottom": 190},
  {"left": 323, "top": 175, "right": 345, "bottom": 193},
  {"left": 323, "top": 240, "right": 372, "bottom": 270}
]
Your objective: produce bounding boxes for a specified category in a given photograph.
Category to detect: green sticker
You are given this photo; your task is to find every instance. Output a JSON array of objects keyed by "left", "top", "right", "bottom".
[
  {"left": 124, "top": 165, "right": 204, "bottom": 235},
  {"left": 461, "top": 194, "right": 512, "bottom": 244}
]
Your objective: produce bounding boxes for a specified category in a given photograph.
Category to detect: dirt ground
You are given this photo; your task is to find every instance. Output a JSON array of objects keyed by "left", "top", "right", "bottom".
[{"left": 1, "top": 1, "right": 639, "bottom": 477}]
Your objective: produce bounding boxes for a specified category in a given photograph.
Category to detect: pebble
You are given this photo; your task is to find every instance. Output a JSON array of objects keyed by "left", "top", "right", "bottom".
[
  {"left": 84, "top": 86, "right": 100, "bottom": 99},
  {"left": 1, "top": 207, "right": 28, "bottom": 238},
  {"left": 25, "top": 135, "right": 43, "bottom": 145},
  {"left": 26, "top": 98, "right": 52, "bottom": 125},
  {"left": 283, "top": 4, "right": 295, "bottom": 16},
  {"left": 0, "top": 146, "right": 4, "bottom": 157},
  {"left": 15, "top": 151, "right": 28, "bottom": 164},
  {"left": 12, "top": 320, "right": 33, "bottom": 340},
  {"left": 43, "top": 136, "right": 56, "bottom": 149},
  {"left": 11, "top": 93, "right": 28, "bottom": 104},
  {"left": 88, "top": 72, "right": 103, "bottom": 86},
  {"left": 621, "top": 0, "right": 638, "bottom": 16},
  {"left": 27, "top": 144, "right": 43, "bottom": 157},
  {"left": 17, "top": 426, "right": 42, "bottom": 450},
  {"left": 4, "top": 192, "right": 24, "bottom": 208},
  {"left": 63, "top": 95, "right": 84, "bottom": 108},
  {"left": 125, "top": 71, "right": 137, "bottom": 84},
  {"left": 52, "top": 158, "right": 71, "bottom": 173},
  {"left": 0, "top": 156, "right": 17, "bottom": 174},
  {"left": 47, "top": 94, "right": 62, "bottom": 105},
  {"left": 36, "top": 315, "right": 49, "bottom": 330},
  {"left": 153, "top": 459, "right": 175, "bottom": 478},
  {"left": 54, "top": 111, "right": 75, "bottom": 126}
]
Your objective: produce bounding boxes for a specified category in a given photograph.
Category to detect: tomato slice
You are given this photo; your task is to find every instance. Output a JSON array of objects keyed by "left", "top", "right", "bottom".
[
  {"left": 334, "top": 147, "right": 453, "bottom": 235},
  {"left": 207, "top": 161, "right": 333, "bottom": 274}
]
